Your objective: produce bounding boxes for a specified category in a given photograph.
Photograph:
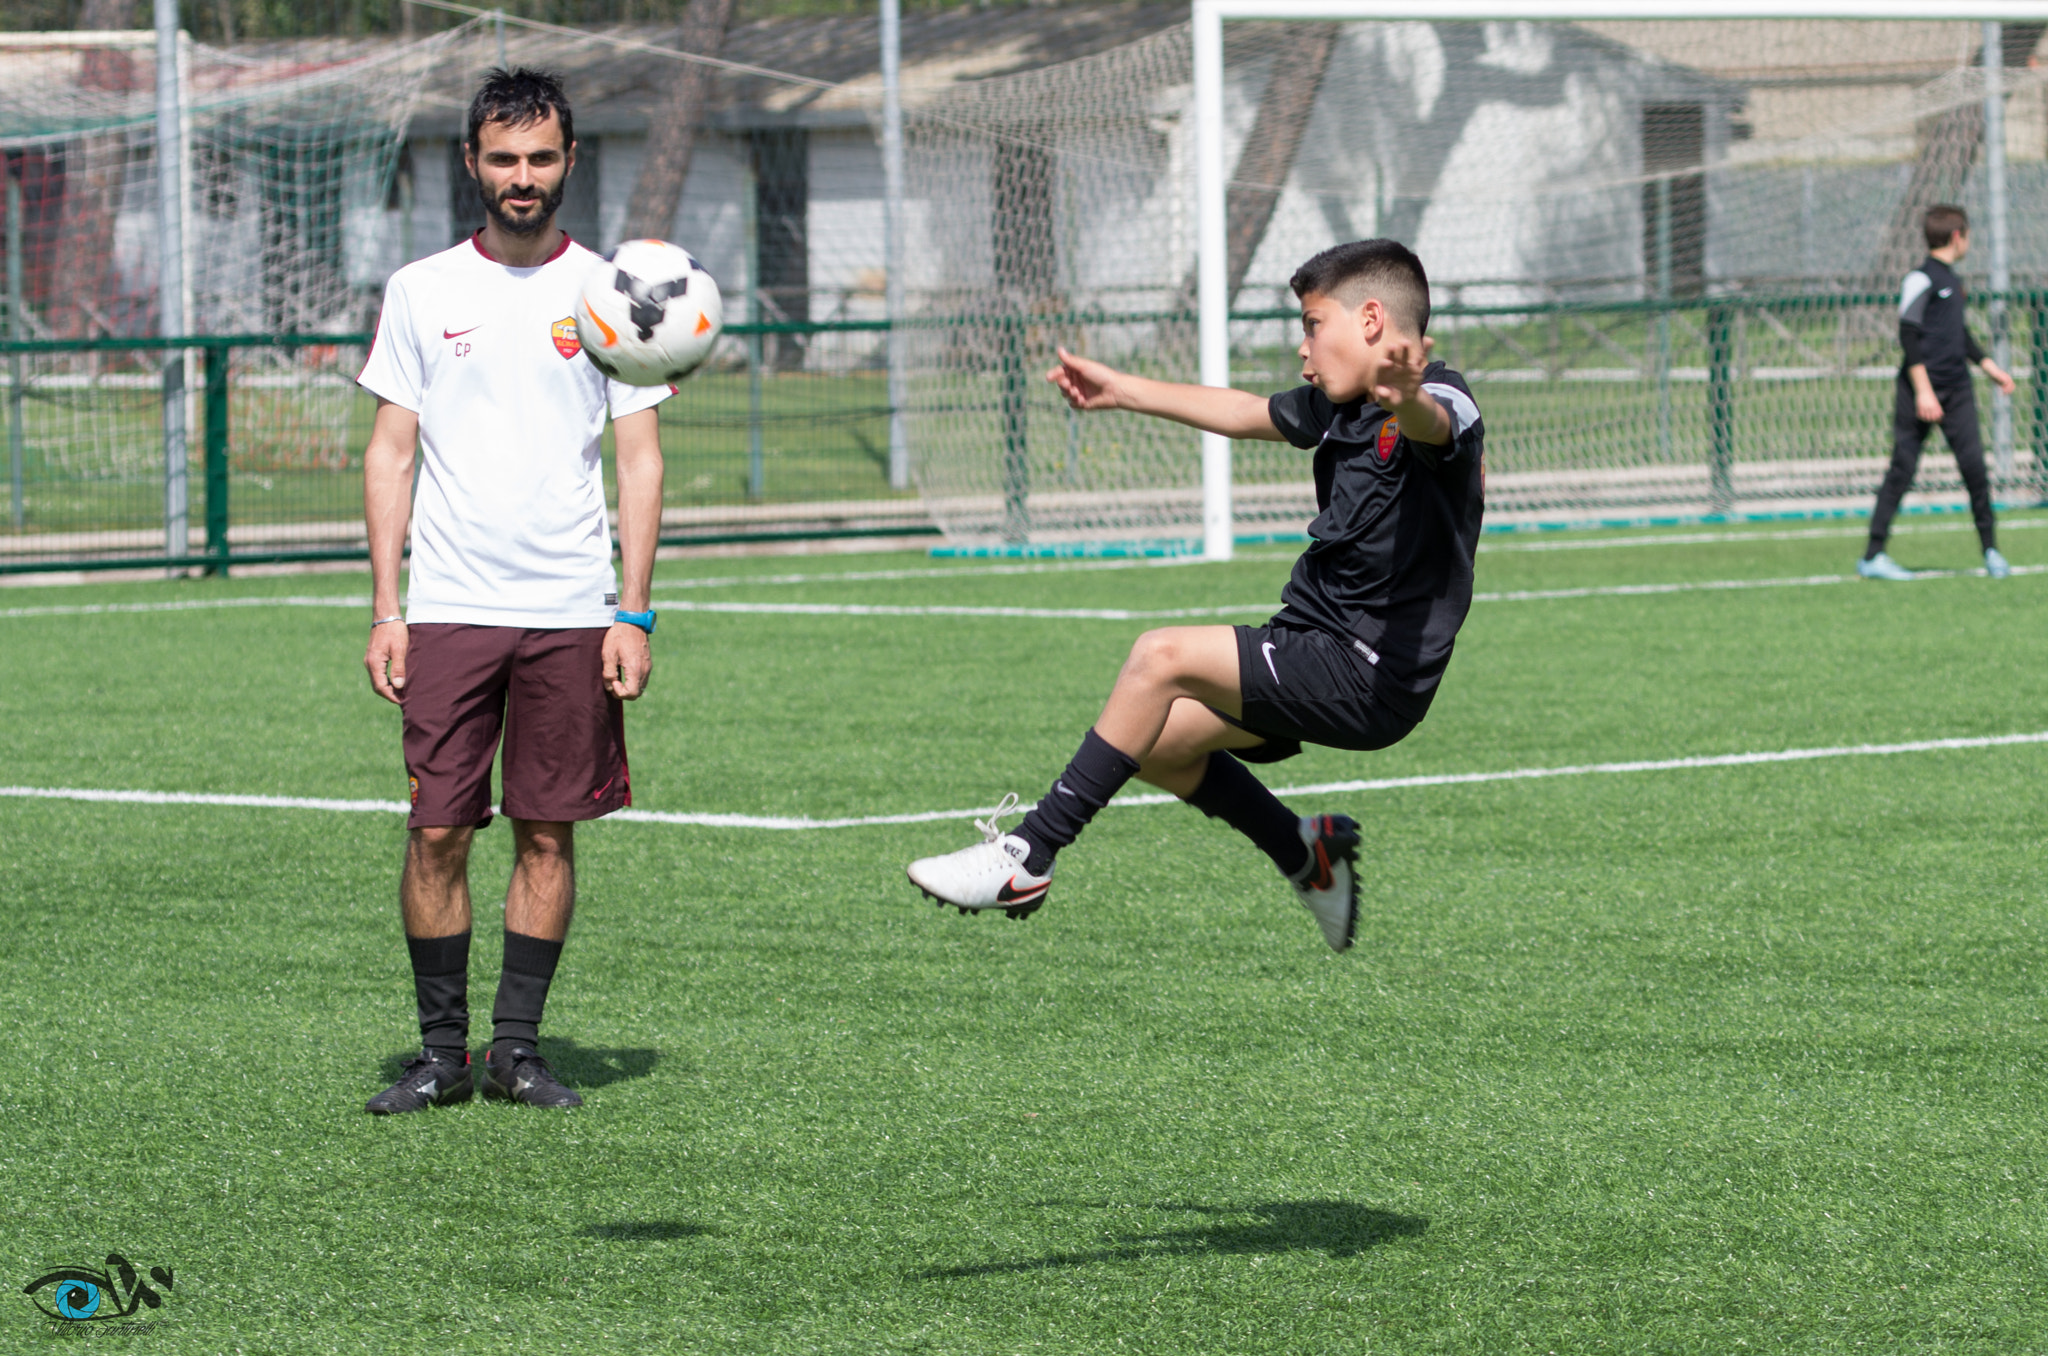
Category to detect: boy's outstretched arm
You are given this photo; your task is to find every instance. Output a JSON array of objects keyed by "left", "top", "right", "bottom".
[{"left": 1048, "top": 347, "right": 1284, "bottom": 441}]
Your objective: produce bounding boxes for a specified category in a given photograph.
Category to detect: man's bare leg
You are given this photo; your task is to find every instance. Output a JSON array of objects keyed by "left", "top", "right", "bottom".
[
  {"left": 491, "top": 819, "right": 577, "bottom": 1081},
  {"left": 401, "top": 825, "right": 475, "bottom": 938},
  {"left": 391, "top": 826, "right": 478, "bottom": 1072},
  {"left": 506, "top": 819, "right": 575, "bottom": 941}
]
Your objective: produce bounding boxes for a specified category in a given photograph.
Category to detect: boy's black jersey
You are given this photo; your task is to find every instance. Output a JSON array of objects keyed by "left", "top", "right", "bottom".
[
  {"left": 1898, "top": 255, "right": 1986, "bottom": 388},
  {"left": 1266, "top": 362, "right": 1485, "bottom": 719}
]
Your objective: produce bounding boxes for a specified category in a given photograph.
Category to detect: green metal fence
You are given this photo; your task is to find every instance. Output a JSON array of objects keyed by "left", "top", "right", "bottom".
[
  {"left": 4, "top": 294, "right": 2044, "bottom": 573},
  {"left": 0, "top": 320, "right": 926, "bottom": 574}
]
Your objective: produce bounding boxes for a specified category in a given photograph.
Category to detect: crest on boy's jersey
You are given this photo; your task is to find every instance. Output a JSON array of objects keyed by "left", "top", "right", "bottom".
[
  {"left": 1376, "top": 418, "right": 1398, "bottom": 462},
  {"left": 551, "top": 316, "right": 581, "bottom": 359}
]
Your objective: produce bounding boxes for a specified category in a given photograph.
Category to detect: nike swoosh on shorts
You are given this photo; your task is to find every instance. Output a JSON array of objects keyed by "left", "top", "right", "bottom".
[{"left": 1262, "top": 641, "right": 1280, "bottom": 683}]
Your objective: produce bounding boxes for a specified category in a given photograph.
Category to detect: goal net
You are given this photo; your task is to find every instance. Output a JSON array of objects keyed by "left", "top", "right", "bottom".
[
  {"left": 0, "top": 28, "right": 454, "bottom": 556},
  {"left": 898, "top": 11, "right": 2048, "bottom": 549}
]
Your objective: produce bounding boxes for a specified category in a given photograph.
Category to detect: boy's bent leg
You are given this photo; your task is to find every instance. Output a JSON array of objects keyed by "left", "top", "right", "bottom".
[
  {"left": 1012, "top": 626, "right": 1243, "bottom": 874},
  {"left": 1142, "top": 699, "right": 1354, "bottom": 949},
  {"left": 906, "top": 627, "right": 1241, "bottom": 914},
  {"left": 1094, "top": 625, "right": 1245, "bottom": 756}
]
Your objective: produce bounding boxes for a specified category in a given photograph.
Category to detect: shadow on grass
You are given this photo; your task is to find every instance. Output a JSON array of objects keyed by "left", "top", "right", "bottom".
[
  {"left": 375, "top": 1040, "right": 660, "bottom": 1091},
  {"left": 918, "top": 1199, "right": 1426, "bottom": 1278},
  {"left": 576, "top": 1221, "right": 716, "bottom": 1241}
]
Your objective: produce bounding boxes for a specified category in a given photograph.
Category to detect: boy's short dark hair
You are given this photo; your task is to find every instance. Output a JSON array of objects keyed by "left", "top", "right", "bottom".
[
  {"left": 1924, "top": 204, "right": 1968, "bottom": 251},
  {"left": 467, "top": 66, "right": 574, "bottom": 152},
  {"left": 1289, "top": 240, "right": 1431, "bottom": 336}
]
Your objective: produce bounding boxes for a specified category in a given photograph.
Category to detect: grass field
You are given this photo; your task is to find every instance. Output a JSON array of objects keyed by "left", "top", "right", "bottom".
[{"left": 4, "top": 512, "right": 2048, "bottom": 1351}]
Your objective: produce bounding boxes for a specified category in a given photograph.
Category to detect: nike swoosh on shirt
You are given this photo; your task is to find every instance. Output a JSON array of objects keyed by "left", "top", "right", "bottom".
[
  {"left": 442, "top": 326, "right": 480, "bottom": 339},
  {"left": 1262, "top": 641, "right": 1280, "bottom": 683}
]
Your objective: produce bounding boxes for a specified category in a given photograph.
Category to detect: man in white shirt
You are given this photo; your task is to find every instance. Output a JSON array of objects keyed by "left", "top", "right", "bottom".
[{"left": 357, "top": 68, "right": 668, "bottom": 1114}]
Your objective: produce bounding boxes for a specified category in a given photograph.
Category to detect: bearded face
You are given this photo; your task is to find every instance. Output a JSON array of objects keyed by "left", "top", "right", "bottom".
[{"left": 480, "top": 172, "right": 565, "bottom": 238}]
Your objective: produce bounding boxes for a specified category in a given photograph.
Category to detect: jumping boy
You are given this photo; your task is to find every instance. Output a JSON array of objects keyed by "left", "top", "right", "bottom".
[
  {"left": 1860, "top": 203, "right": 2017, "bottom": 581},
  {"left": 906, "top": 240, "right": 1483, "bottom": 951}
]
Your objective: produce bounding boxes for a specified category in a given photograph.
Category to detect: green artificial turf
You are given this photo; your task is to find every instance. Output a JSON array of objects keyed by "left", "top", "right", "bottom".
[{"left": 3, "top": 515, "right": 2047, "bottom": 1351}]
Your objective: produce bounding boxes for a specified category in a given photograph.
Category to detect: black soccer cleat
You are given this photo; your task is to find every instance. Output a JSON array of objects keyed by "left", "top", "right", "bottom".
[
  {"left": 483, "top": 1045, "right": 584, "bottom": 1109},
  {"left": 365, "top": 1050, "right": 474, "bottom": 1115}
]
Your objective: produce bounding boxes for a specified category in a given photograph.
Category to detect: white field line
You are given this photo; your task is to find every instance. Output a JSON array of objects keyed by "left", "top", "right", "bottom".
[
  {"left": 656, "top": 599, "right": 1276, "bottom": 620},
  {"left": 0, "top": 595, "right": 369, "bottom": 619},
  {"left": 7, "top": 730, "right": 2045, "bottom": 830},
  {"left": 5, "top": 562, "right": 2039, "bottom": 623},
  {"left": 1481, "top": 518, "right": 2048, "bottom": 553}
]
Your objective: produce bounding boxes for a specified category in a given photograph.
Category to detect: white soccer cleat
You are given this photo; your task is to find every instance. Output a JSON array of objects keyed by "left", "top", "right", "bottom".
[
  {"left": 1986, "top": 547, "right": 2012, "bottom": 579},
  {"left": 1289, "top": 814, "right": 1361, "bottom": 953},
  {"left": 906, "top": 793, "right": 1052, "bottom": 920}
]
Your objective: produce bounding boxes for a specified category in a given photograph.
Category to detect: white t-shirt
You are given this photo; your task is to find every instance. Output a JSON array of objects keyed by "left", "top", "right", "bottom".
[{"left": 358, "top": 233, "right": 671, "bottom": 628}]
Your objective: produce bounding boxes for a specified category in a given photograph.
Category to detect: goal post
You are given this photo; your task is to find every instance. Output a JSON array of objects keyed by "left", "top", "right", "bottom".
[{"left": 1190, "top": 0, "right": 2048, "bottom": 562}]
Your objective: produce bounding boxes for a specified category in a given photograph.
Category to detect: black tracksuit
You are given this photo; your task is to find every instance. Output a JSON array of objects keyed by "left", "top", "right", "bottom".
[{"left": 1866, "top": 255, "right": 1997, "bottom": 557}]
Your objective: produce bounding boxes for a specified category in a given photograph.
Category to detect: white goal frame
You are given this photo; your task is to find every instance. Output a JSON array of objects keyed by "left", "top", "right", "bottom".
[{"left": 1191, "top": 0, "right": 2048, "bottom": 560}]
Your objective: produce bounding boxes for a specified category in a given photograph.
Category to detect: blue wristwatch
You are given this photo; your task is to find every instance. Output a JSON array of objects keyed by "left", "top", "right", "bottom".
[{"left": 614, "top": 608, "right": 657, "bottom": 634}]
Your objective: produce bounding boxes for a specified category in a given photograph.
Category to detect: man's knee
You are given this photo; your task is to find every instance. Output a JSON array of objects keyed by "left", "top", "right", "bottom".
[
  {"left": 512, "top": 819, "right": 574, "bottom": 863},
  {"left": 407, "top": 824, "right": 473, "bottom": 876}
]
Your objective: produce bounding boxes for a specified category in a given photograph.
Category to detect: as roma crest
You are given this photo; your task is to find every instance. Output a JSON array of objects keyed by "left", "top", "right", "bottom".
[
  {"left": 1376, "top": 418, "right": 1398, "bottom": 462},
  {"left": 551, "top": 316, "right": 581, "bottom": 359}
]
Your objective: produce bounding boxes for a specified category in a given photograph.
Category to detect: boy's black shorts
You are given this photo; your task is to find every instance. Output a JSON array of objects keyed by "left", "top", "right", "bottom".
[{"left": 1215, "top": 622, "right": 1420, "bottom": 764}]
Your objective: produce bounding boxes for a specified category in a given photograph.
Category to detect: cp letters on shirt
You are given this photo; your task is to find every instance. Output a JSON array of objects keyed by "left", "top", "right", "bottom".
[{"left": 358, "top": 235, "right": 671, "bottom": 629}]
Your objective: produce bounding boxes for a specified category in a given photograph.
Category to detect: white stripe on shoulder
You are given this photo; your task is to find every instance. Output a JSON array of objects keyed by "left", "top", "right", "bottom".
[
  {"left": 1422, "top": 382, "right": 1481, "bottom": 437},
  {"left": 1899, "top": 270, "right": 1933, "bottom": 318}
]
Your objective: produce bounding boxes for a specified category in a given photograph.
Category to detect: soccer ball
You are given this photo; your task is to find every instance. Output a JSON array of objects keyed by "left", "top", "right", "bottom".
[{"left": 575, "top": 240, "right": 724, "bottom": 386}]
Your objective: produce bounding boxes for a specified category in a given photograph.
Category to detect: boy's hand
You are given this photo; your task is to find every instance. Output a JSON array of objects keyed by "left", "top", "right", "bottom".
[
  {"left": 1916, "top": 389, "right": 1944, "bottom": 422},
  {"left": 1985, "top": 360, "right": 2017, "bottom": 397},
  {"left": 1372, "top": 335, "right": 1434, "bottom": 411},
  {"left": 1373, "top": 336, "right": 1452, "bottom": 446},
  {"left": 1048, "top": 347, "right": 1126, "bottom": 410}
]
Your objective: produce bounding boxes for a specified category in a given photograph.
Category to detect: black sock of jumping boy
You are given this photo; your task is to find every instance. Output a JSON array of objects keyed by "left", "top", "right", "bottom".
[
  {"left": 406, "top": 930, "right": 471, "bottom": 1064},
  {"left": 490, "top": 929, "right": 564, "bottom": 1060},
  {"left": 1013, "top": 728, "right": 1141, "bottom": 875},
  {"left": 1186, "top": 750, "right": 1310, "bottom": 879}
]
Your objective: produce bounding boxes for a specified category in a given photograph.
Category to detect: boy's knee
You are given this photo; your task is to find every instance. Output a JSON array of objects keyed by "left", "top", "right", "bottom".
[{"left": 1126, "top": 628, "right": 1186, "bottom": 679}]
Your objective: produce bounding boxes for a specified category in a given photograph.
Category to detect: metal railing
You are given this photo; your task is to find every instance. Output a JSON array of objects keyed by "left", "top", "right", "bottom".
[{"left": 5, "top": 292, "right": 2045, "bottom": 572}]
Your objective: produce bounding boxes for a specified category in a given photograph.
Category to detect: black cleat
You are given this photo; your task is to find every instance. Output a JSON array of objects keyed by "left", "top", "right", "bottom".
[
  {"left": 483, "top": 1045, "right": 583, "bottom": 1108},
  {"left": 1289, "top": 814, "right": 1362, "bottom": 952},
  {"left": 366, "top": 1050, "right": 474, "bottom": 1115}
]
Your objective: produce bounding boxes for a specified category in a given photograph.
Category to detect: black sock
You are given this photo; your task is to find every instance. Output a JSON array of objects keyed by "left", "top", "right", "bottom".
[
  {"left": 406, "top": 931, "right": 470, "bottom": 1063},
  {"left": 1013, "top": 728, "right": 1140, "bottom": 875},
  {"left": 1186, "top": 751, "right": 1309, "bottom": 879},
  {"left": 491, "top": 929, "right": 564, "bottom": 1056}
]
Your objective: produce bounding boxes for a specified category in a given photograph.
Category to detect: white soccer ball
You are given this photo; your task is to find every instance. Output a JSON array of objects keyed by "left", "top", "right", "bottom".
[{"left": 575, "top": 239, "right": 724, "bottom": 386}]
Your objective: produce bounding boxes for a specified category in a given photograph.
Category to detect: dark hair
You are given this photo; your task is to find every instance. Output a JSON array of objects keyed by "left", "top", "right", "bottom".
[
  {"left": 1289, "top": 239, "right": 1431, "bottom": 336},
  {"left": 1924, "top": 203, "right": 1968, "bottom": 251},
  {"left": 467, "top": 66, "right": 574, "bottom": 152}
]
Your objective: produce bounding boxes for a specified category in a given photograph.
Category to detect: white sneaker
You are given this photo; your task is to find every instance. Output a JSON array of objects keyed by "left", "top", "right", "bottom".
[
  {"left": 1289, "top": 814, "right": 1361, "bottom": 952},
  {"left": 907, "top": 794, "right": 1052, "bottom": 919},
  {"left": 1986, "top": 547, "right": 2012, "bottom": 579},
  {"left": 1857, "top": 552, "right": 1914, "bottom": 581}
]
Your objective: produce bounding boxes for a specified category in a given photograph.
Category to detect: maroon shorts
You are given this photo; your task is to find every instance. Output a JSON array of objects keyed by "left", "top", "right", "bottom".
[{"left": 400, "top": 624, "right": 629, "bottom": 829}]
